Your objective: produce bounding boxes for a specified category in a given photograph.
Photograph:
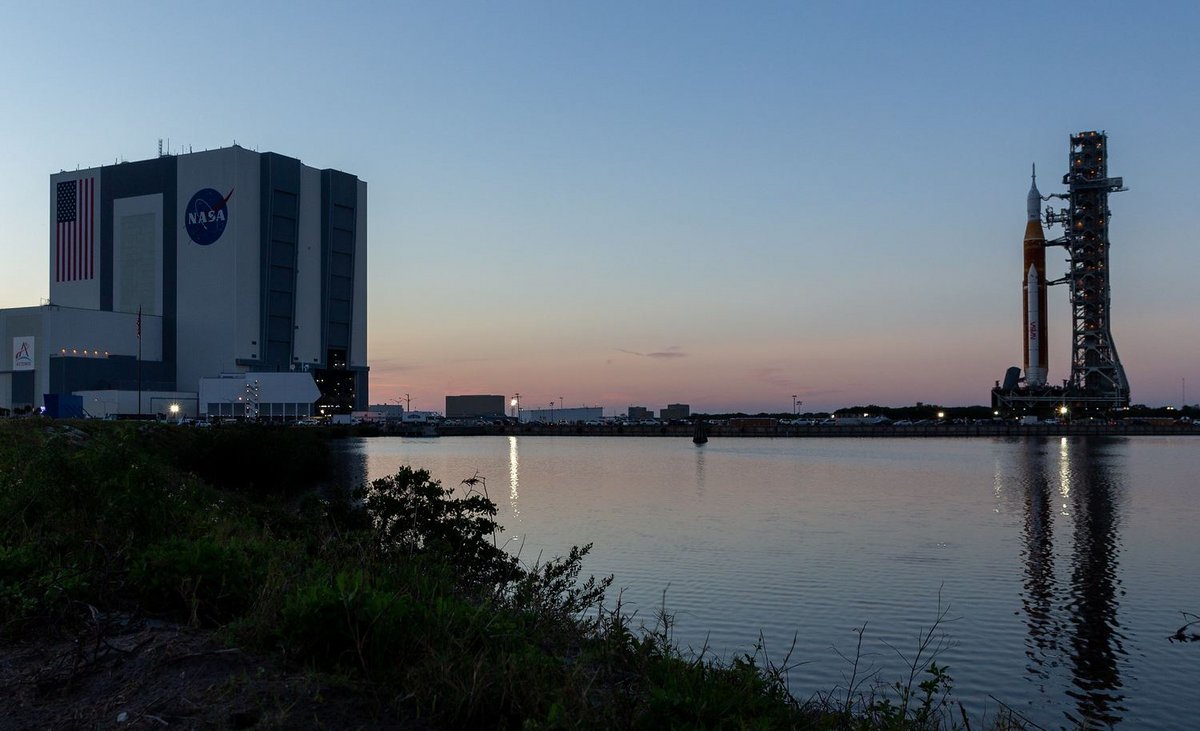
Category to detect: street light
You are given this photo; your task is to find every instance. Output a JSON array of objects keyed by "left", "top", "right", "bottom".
[{"left": 792, "top": 395, "right": 799, "bottom": 415}]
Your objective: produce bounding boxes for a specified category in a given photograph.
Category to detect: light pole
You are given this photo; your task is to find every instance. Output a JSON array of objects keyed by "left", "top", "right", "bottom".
[
  {"left": 549, "top": 402, "right": 555, "bottom": 423},
  {"left": 404, "top": 393, "right": 411, "bottom": 412},
  {"left": 792, "top": 395, "right": 799, "bottom": 415},
  {"left": 512, "top": 392, "right": 521, "bottom": 421}
]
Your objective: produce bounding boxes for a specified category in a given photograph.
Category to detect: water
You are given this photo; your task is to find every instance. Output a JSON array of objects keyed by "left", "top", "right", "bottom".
[{"left": 333, "top": 436, "right": 1200, "bottom": 729}]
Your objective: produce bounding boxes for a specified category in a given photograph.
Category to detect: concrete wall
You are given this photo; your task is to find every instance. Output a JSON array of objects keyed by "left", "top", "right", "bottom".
[
  {"left": 0, "top": 305, "right": 162, "bottom": 408},
  {"left": 175, "top": 147, "right": 262, "bottom": 390},
  {"left": 113, "top": 193, "right": 164, "bottom": 317}
]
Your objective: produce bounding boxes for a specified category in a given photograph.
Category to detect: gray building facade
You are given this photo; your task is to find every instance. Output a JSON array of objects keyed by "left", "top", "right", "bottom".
[{"left": 2, "top": 145, "right": 369, "bottom": 413}]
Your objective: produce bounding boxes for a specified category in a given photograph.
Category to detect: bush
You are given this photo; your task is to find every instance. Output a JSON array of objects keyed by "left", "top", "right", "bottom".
[
  {"left": 280, "top": 569, "right": 422, "bottom": 674},
  {"left": 357, "top": 466, "right": 522, "bottom": 589},
  {"left": 131, "top": 536, "right": 267, "bottom": 625}
]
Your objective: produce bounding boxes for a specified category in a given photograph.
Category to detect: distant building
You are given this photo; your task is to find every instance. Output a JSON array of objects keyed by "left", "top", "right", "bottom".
[
  {"left": 1, "top": 145, "right": 369, "bottom": 415},
  {"left": 627, "top": 406, "right": 651, "bottom": 421},
  {"left": 520, "top": 406, "right": 603, "bottom": 424},
  {"left": 446, "top": 394, "right": 506, "bottom": 419},
  {"left": 368, "top": 403, "right": 405, "bottom": 418},
  {"left": 660, "top": 403, "right": 690, "bottom": 420},
  {"left": 402, "top": 410, "right": 441, "bottom": 423}
]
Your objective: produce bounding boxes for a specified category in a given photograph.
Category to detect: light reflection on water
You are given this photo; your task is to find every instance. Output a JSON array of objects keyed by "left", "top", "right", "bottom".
[
  {"left": 331, "top": 436, "right": 1200, "bottom": 729},
  {"left": 509, "top": 435, "right": 521, "bottom": 521}
]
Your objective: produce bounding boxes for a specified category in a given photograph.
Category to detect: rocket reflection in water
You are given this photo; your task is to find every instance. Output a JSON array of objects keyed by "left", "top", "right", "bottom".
[
  {"left": 1017, "top": 440, "right": 1062, "bottom": 681},
  {"left": 1009, "top": 438, "right": 1127, "bottom": 728}
]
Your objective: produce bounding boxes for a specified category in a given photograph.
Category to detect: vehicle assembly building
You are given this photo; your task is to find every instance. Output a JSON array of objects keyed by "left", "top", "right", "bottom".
[
  {"left": 1, "top": 145, "right": 368, "bottom": 417},
  {"left": 992, "top": 130, "right": 1128, "bottom": 416}
]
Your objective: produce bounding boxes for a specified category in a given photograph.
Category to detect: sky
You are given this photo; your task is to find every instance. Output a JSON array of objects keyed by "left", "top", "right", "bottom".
[{"left": 2, "top": 1, "right": 1198, "bottom": 414}]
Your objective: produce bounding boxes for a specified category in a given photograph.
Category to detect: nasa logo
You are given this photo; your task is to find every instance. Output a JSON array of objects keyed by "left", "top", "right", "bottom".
[{"left": 184, "top": 188, "right": 234, "bottom": 245}]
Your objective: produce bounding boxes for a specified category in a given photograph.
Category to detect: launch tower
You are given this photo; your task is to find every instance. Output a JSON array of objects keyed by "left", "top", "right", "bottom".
[
  {"left": 992, "top": 130, "right": 1130, "bottom": 416},
  {"left": 1049, "top": 131, "right": 1129, "bottom": 407}
]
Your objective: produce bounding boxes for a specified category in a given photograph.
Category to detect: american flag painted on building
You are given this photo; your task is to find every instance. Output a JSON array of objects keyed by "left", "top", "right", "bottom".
[{"left": 56, "top": 178, "right": 95, "bottom": 282}]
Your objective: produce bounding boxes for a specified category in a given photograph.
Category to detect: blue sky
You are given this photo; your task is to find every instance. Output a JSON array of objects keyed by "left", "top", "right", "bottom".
[{"left": 2, "top": 1, "right": 1198, "bottom": 412}]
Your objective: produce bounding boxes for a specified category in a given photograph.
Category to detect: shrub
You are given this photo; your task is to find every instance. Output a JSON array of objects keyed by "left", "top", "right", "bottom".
[
  {"left": 131, "top": 537, "right": 266, "bottom": 625},
  {"left": 280, "top": 569, "right": 421, "bottom": 674},
  {"left": 357, "top": 466, "right": 522, "bottom": 589}
]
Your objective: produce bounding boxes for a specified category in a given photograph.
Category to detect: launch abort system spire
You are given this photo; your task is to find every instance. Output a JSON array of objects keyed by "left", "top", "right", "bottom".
[{"left": 992, "top": 130, "right": 1130, "bottom": 416}]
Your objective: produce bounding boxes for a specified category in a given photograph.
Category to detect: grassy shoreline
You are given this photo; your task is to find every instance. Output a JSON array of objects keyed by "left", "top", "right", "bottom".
[{"left": 1, "top": 421, "right": 1022, "bottom": 729}]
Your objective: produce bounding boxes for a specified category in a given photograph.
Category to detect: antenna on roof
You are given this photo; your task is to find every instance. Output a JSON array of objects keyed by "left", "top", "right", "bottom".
[{"left": 158, "top": 139, "right": 163, "bottom": 157}]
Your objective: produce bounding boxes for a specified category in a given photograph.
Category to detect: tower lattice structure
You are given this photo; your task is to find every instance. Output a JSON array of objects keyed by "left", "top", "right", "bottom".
[{"left": 1046, "top": 131, "right": 1129, "bottom": 408}]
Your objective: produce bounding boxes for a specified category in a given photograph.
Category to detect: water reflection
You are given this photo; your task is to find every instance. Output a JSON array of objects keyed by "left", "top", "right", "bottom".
[
  {"left": 329, "top": 440, "right": 368, "bottom": 491},
  {"left": 1011, "top": 437, "right": 1127, "bottom": 728},
  {"left": 509, "top": 436, "right": 521, "bottom": 521},
  {"left": 1018, "top": 439, "right": 1061, "bottom": 682},
  {"left": 1063, "top": 439, "right": 1126, "bottom": 728}
]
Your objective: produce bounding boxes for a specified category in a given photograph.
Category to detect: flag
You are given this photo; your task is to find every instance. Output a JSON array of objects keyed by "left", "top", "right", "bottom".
[
  {"left": 56, "top": 178, "right": 95, "bottom": 282},
  {"left": 137, "top": 307, "right": 142, "bottom": 340}
]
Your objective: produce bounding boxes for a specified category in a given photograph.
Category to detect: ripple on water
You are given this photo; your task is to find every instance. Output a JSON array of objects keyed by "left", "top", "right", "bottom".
[{"left": 346, "top": 436, "right": 1200, "bottom": 730}]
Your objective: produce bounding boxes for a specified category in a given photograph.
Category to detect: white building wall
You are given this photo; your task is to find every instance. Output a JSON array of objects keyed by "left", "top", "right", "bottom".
[
  {"left": 294, "top": 166, "right": 323, "bottom": 367},
  {"left": 1, "top": 308, "right": 42, "bottom": 407},
  {"left": 1, "top": 305, "right": 162, "bottom": 408},
  {"left": 199, "top": 372, "right": 320, "bottom": 417},
  {"left": 112, "top": 194, "right": 164, "bottom": 317},
  {"left": 175, "top": 147, "right": 262, "bottom": 391},
  {"left": 48, "top": 168, "right": 103, "bottom": 310},
  {"left": 48, "top": 307, "right": 161, "bottom": 362}
]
